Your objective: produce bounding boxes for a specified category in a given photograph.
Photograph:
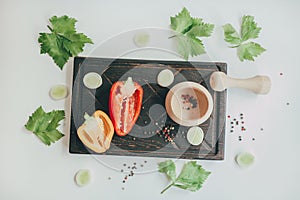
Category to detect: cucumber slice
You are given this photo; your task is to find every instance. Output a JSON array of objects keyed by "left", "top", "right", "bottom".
[
  {"left": 49, "top": 85, "right": 68, "bottom": 100},
  {"left": 83, "top": 72, "right": 102, "bottom": 89},
  {"left": 157, "top": 69, "right": 174, "bottom": 87},
  {"left": 133, "top": 32, "right": 150, "bottom": 47},
  {"left": 235, "top": 152, "right": 255, "bottom": 168},
  {"left": 186, "top": 126, "right": 204, "bottom": 146},
  {"left": 75, "top": 169, "right": 91, "bottom": 187}
]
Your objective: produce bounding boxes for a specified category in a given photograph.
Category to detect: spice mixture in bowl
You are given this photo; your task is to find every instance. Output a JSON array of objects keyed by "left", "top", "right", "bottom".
[{"left": 165, "top": 81, "right": 213, "bottom": 126}]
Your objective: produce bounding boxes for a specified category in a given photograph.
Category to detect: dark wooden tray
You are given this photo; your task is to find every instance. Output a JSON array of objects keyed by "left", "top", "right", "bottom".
[{"left": 69, "top": 57, "right": 227, "bottom": 160}]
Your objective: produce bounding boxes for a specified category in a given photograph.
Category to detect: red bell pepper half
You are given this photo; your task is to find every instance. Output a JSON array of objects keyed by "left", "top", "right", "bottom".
[{"left": 109, "top": 77, "right": 143, "bottom": 136}]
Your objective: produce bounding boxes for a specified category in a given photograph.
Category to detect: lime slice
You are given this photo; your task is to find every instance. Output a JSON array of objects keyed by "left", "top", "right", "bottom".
[
  {"left": 49, "top": 85, "right": 68, "bottom": 100},
  {"left": 83, "top": 72, "right": 102, "bottom": 89},
  {"left": 186, "top": 126, "right": 204, "bottom": 146},
  {"left": 133, "top": 32, "right": 150, "bottom": 47},
  {"left": 75, "top": 169, "right": 91, "bottom": 187},
  {"left": 235, "top": 152, "right": 255, "bottom": 168},
  {"left": 157, "top": 69, "right": 174, "bottom": 87}
]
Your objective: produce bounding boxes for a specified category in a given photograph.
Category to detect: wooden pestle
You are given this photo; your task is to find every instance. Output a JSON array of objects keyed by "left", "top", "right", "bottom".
[{"left": 209, "top": 72, "right": 271, "bottom": 94}]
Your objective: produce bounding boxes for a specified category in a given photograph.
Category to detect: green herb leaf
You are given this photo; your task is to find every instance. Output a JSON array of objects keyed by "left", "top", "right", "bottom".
[
  {"left": 187, "top": 18, "right": 214, "bottom": 38},
  {"left": 50, "top": 16, "right": 77, "bottom": 35},
  {"left": 25, "top": 106, "right": 65, "bottom": 146},
  {"left": 237, "top": 42, "right": 266, "bottom": 61},
  {"left": 170, "top": 7, "right": 193, "bottom": 34},
  {"left": 223, "top": 15, "right": 265, "bottom": 61},
  {"left": 241, "top": 15, "right": 262, "bottom": 42},
  {"left": 170, "top": 8, "right": 214, "bottom": 60},
  {"left": 223, "top": 24, "right": 241, "bottom": 45},
  {"left": 176, "top": 34, "right": 206, "bottom": 60},
  {"left": 38, "top": 15, "right": 93, "bottom": 70},
  {"left": 39, "top": 33, "right": 70, "bottom": 68},
  {"left": 158, "top": 160, "right": 176, "bottom": 182},
  {"left": 158, "top": 160, "right": 211, "bottom": 194},
  {"left": 174, "top": 161, "right": 211, "bottom": 192}
]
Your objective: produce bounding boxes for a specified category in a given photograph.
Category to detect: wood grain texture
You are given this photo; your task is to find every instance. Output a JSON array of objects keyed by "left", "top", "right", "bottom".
[{"left": 69, "top": 57, "right": 227, "bottom": 160}]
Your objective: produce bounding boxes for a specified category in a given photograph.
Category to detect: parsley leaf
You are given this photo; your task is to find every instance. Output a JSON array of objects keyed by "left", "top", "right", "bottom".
[
  {"left": 170, "top": 8, "right": 193, "bottom": 34},
  {"left": 158, "top": 160, "right": 176, "bottom": 182},
  {"left": 170, "top": 8, "right": 214, "bottom": 60},
  {"left": 158, "top": 160, "right": 211, "bottom": 194},
  {"left": 176, "top": 34, "right": 206, "bottom": 60},
  {"left": 223, "top": 24, "right": 241, "bottom": 46},
  {"left": 174, "top": 161, "right": 211, "bottom": 192},
  {"left": 223, "top": 15, "right": 265, "bottom": 61},
  {"left": 25, "top": 106, "right": 65, "bottom": 146},
  {"left": 238, "top": 42, "right": 266, "bottom": 61},
  {"left": 38, "top": 15, "right": 93, "bottom": 70},
  {"left": 187, "top": 18, "right": 214, "bottom": 38},
  {"left": 241, "top": 15, "right": 262, "bottom": 42}
]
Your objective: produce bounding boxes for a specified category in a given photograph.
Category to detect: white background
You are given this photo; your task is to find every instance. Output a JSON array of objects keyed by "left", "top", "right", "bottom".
[{"left": 1, "top": 0, "right": 299, "bottom": 199}]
